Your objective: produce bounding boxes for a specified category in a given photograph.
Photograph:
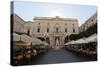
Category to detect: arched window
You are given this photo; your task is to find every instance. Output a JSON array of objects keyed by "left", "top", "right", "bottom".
[
  {"left": 27, "top": 29, "right": 30, "bottom": 35},
  {"left": 47, "top": 23, "right": 49, "bottom": 33},
  {"left": 73, "top": 24, "right": 75, "bottom": 33},
  {"left": 47, "top": 27, "right": 49, "bottom": 33},
  {"left": 37, "top": 23, "right": 41, "bottom": 33},
  {"left": 37, "top": 28, "right": 40, "bottom": 33},
  {"left": 65, "top": 24, "right": 67, "bottom": 33},
  {"left": 56, "top": 27, "right": 59, "bottom": 33},
  {"left": 73, "top": 28, "right": 75, "bottom": 32},
  {"left": 55, "top": 23, "right": 60, "bottom": 33}
]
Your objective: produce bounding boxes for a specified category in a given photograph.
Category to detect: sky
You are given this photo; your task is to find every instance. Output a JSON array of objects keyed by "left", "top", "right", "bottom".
[{"left": 11, "top": 1, "right": 97, "bottom": 26}]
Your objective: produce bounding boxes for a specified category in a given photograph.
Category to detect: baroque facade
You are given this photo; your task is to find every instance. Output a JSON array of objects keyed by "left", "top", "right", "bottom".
[
  {"left": 24, "top": 16, "right": 79, "bottom": 48},
  {"left": 13, "top": 14, "right": 79, "bottom": 48}
]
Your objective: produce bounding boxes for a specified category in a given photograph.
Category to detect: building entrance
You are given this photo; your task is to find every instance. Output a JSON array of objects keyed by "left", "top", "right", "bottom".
[{"left": 54, "top": 36, "right": 61, "bottom": 49}]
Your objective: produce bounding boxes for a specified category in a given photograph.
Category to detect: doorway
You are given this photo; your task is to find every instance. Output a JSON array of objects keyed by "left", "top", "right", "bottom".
[{"left": 55, "top": 36, "right": 60, "bottom": 48}]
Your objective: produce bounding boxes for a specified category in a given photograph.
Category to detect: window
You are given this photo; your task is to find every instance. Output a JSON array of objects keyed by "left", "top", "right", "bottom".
[
  {"left": 47, "top": 28, "right": 49, "bottom": 33},
  {"left": 55, "top": 23, "right": 60, "bottom": 33},
  {"left": 27, "top": 29, "right": 30, "bottom": 35},
  {"left": 65, "top": 24, "right": 67, "bottom": 33},
  {"left": 37, "top": 23, "right": 41, "bottom": 33},
  {"left": 38, "top": 23, "right": 40, "bottom": 25},
  {"left": 56, "top": 27, "right": 59, "bottom": 33},
  {"left": 37, "top": 28, "right": 40, "bottom": 33},
  {"left": 73, "top": 28, "right": 75, "bottom": 32},
  {"left": 47, "top": 23, "right": 49, "bottom": 33},
  {"left": 72, "top": 24, "right": 75, "bottom": 32},
  {"left": 65, "top": 28, "right": 67, "bottom": 32}
]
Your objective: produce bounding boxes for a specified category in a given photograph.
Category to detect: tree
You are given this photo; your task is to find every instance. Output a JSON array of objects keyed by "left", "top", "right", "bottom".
[{"left": 65, "top": 23, "right": 97, "bottom": 41}]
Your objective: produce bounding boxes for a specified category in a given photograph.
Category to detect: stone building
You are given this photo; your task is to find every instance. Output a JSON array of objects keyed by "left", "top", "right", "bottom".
[
  {"left": 12, "top": 14, "right": 32, "bottom": 46},
  {"left": 79, "top": 12, "right": 97, "bottom": 32},
  {"left": 13, "top": 14, "right": 27, "bottom": 34},
  {"left": 24, "top": 16, "right": 79, "bottom": 48}
]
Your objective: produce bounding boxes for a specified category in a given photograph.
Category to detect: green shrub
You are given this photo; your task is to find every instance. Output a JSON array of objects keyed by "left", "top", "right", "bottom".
[{"left": 65, "top": 23, "right": 97, "bottom": 40}]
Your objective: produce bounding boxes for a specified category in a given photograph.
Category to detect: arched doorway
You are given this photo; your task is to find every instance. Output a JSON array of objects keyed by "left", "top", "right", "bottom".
[{"left": 55, "top": 36, "right": 60, "bottom": 48}]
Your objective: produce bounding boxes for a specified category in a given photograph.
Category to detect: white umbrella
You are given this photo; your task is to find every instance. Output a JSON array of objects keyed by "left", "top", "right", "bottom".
[
  {"left": 13, "top": 33, "right": 20, "bottom": 41},
  {"left": 86, "top": 34, "right": 97, "bottom": 43},
  {"left": 65, "top": 40, "right": 75, "bottom": 45},
  {"left": 65, "top": 38, "right": 87, "bottom": 45},
  {"left": 14, "top": 34, "right": 32, "bottom": 46},
  {"left": 20, "top": 34, "right": 32, "bottom": 43},
  {"left": 74, "top": 39, "right": 88, "bottom": 44},
  {"left": 65, "top": 42, "right": 70, "bottom": 45},
  {"left": 32, "top": 42, "right": 37, "bottom": 45},
  {"left": 32, "top": 37, "right": 43, "bottom": 45},
  {"left": 42, "top": 41, "right": 49, "bottom": 46}
]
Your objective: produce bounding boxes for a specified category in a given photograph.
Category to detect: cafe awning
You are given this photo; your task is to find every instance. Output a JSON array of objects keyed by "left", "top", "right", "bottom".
[
  {"left": 32, "top": 37, "right": 43, "bottom": 45},
  {"left": 73, "top": 38, "right": 88, "bottom": 44},
  {"left": 13, "top": 33, "right": 20, "bottom": 41},
  {"left": 20, "top": 34, "right": 32, "bottom": 43},
  {"left": 65, "top": 38, "right": 88, "bottom": 45},
  {"left": 85, "top": 34, "right": 97, "bottom": 43}
]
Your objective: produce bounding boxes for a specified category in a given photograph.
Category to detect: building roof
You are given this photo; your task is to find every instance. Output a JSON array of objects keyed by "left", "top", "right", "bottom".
[
  {"left": 11, "top": 13, "right": 26, "bottom": 24},
  {"left": 33, "top": 16, "right": 78, "bottom": 22}
]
